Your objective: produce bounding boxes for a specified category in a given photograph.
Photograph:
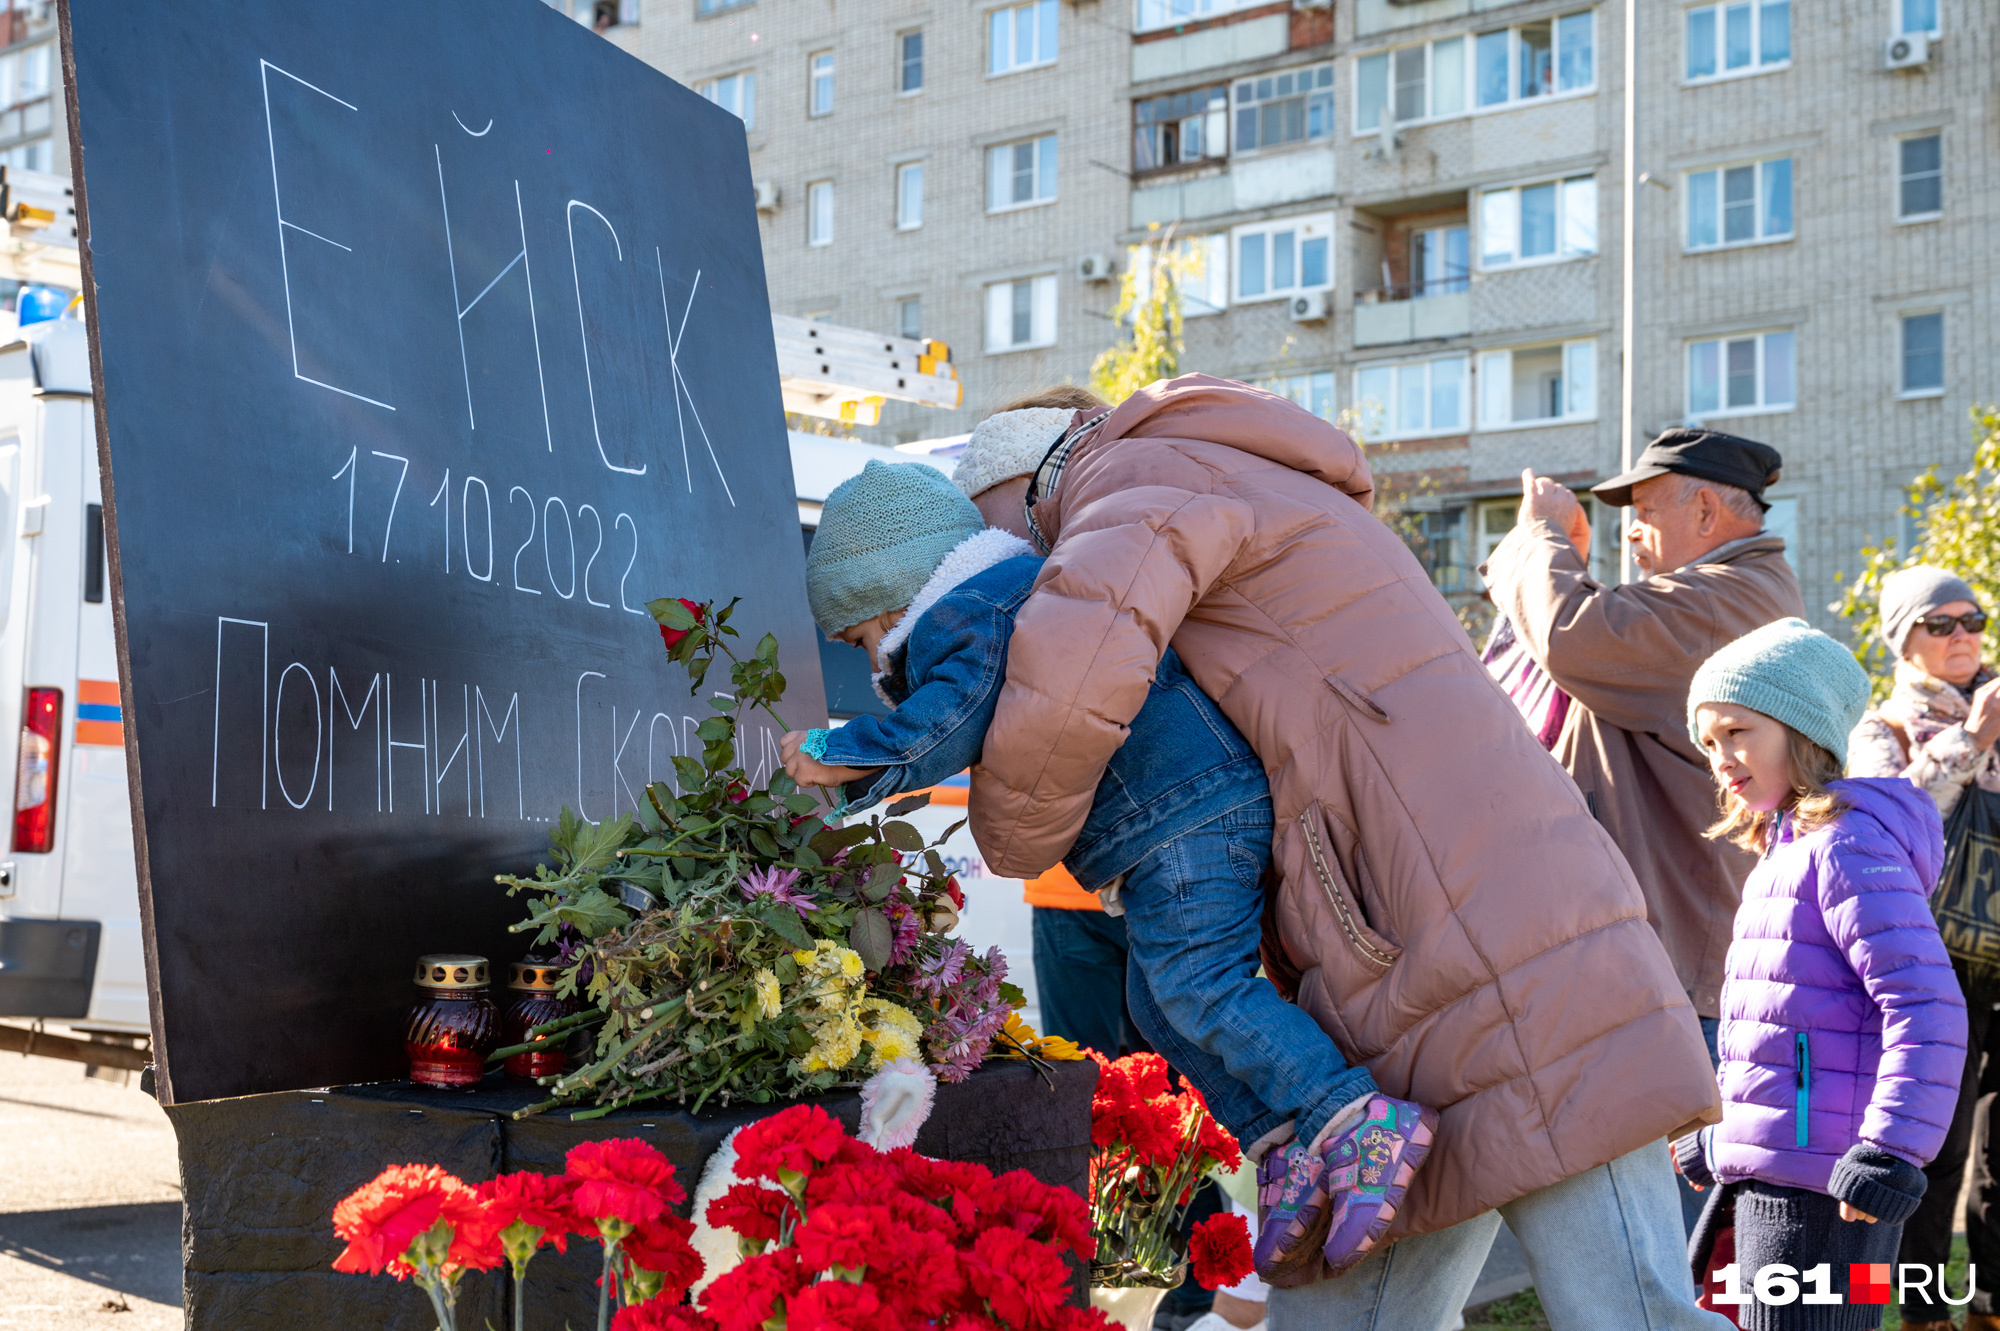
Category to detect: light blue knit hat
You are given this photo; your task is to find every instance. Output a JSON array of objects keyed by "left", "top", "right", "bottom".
[
  {"left": 805, "top": 460, "right": 985, "bottom": 633},
  {"left": 1686, "top": 617, "right": 1871, "bottom": 766}
]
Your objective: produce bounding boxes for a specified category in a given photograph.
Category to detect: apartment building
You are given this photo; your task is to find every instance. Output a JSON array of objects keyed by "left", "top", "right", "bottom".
[
  {"left": 618, "top": 0, "right": 1990, "bottom": 632},
  {"left": 0, "top": 0, "right": 76, "bottom": 299}
]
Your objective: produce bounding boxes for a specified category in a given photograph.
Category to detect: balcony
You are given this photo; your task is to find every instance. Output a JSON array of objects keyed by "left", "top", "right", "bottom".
[{"left": 1354, "top": 282, "right": 1470, "bottom": 346}]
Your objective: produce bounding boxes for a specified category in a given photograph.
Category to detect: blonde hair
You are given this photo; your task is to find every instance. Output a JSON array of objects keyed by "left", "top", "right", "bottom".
[
  {"left": 1704, "top": 728, "right": 1851, "bottom": 852},
  {"left": 992, "top": 385, "right": 1107, "bottom": 415}
]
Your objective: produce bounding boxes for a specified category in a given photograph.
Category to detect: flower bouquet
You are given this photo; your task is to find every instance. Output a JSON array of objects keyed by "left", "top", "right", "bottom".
[
  {"left": 491, "top": 596, "right": 1027, "bottom": 1118},
  {"left": 330, "top": 1109, "right": 1122, "bottom": 1331},
  {"left": 1087, "top": 1054, "right": 1252, "bottom": 1325}
]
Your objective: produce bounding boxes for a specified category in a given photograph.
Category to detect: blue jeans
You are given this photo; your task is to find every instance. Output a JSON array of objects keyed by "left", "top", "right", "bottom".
[
  {"left": 1267, "top": 1141, "right": 1733, "bottom": 1331},
  {"left": 1030, "top": 905, "right": 1149, "bottom": 1058},
  {"left": 1120, "top": 800, "right": 1377, "bottom": 1147}
]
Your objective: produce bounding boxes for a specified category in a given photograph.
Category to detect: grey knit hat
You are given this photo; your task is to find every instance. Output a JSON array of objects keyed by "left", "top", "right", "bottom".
[
  {"left": 805, "top": 460, "right": 985, "bottom": 633},
  {"left": 952, "top": 407, "right": 1073, "bottom": 500},
  {"left": 1686, "top": 618, "right": 1872, "bottom": 766},
  {"left": 1878, "top": 564, "right": 1981, "bottom": 656}
]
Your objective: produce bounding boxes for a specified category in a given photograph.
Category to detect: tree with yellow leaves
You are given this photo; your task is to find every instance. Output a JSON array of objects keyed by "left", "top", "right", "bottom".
[{"left": 1088, "top": 227, "right": 1208, "bottom": 405}]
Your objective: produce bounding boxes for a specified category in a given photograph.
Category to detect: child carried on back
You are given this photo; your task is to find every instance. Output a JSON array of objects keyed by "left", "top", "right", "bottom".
[
  {"left": 780, "top": 459, "right": 1437, "bottom": 1283},
  {"left": 1677, "top": 619, "right": 1967, "bottom": 1330}
]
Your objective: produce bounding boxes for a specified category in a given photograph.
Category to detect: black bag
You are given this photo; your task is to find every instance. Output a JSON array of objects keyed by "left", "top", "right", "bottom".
[{"left": 1932, "top": 784, "right": 2000, "bottom": 977}]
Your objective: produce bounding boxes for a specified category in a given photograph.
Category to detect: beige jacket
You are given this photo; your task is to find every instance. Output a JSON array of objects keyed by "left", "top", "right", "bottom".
[
  {"left": 972, "top": 376, "right": 1718, "bottom": 1238},
  {"left": 1849, "top": 661, "right": 2000, "bottom": 817},
  {"left": 1483, "top": 523, "right": 1805, "bottom": 1017}
]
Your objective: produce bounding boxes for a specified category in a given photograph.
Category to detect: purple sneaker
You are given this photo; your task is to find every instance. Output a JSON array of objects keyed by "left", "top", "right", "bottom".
[
  {"left": 1251, "top": 1135, "right": 1335, "bottom": 1289},
  {"left": 1318, "top": 1094, "right": 1438, "bottom": 1277}
]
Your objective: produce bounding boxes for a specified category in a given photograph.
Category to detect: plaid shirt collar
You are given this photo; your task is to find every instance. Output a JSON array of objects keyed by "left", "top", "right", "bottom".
[{"left": 1024, "top": 410, "right": 1112, "bottom": 554}]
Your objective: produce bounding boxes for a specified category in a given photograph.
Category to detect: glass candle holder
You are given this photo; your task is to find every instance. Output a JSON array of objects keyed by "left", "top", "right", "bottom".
[
  {"left": 500, "top": 959, "right": 580, "bottom": 1081},
  {"left": 404, "top": 954, "right": 498, "bottom": 1088}
]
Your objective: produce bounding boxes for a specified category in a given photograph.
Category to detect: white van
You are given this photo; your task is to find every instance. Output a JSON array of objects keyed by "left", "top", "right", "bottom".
[{"left": 0, "top": 315, "right": 148, "bottom": 1038}]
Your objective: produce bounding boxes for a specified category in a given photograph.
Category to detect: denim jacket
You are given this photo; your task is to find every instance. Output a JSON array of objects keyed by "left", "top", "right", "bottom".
[{"left": 809, "top": 553, "right": 1267, "bottom": 890}]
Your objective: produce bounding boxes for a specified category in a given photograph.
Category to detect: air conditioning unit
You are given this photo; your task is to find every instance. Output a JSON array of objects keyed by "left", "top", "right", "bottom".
[
  {"left": 1289, "top": 290, "right": 1328, "bottom": 323},
  {"left": 754, "top": 179, "right": 780, "bottom": 213},
  {"left": 1077, "top": 253, "right": 1114, "bottom": 283},
  {"left": 1884, "top": 33, "right": 1930, "bottom": 69}
]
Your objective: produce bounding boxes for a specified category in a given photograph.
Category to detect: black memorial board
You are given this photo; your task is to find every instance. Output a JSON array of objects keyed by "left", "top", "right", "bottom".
[{"left": 62, "top": 0, "right": 824, "bottom": 1103}]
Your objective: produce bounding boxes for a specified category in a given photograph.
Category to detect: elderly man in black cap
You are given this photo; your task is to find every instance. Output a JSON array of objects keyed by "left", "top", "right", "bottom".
[{"left": 1483, "top": 428, "right": 1805, "bottom": 1217}]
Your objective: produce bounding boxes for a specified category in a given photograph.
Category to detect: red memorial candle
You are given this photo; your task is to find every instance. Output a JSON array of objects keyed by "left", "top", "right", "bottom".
[
  {"left": 500, "top": 959, "right": 579, "bottom": 1081},
  {"left": 404, "top": 954, "right": 499, "bottom": 1088}
]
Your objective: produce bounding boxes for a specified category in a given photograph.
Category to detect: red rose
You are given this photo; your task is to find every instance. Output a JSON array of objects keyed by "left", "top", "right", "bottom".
[
  {"left": 1187, "top": 1212, "right": 1253, "bottom": 1291},
  {"left": 784, "top": 1278, "right": 883, "bottom": 1331},
  {"left": 962, "top": 1226, "right": 1070, "bottom": 1329},
  {"left": 726, "top": 780, "right": 750, "bottom": 803},
  {"left": 613, "top": 1299, "right": 720, "bottom": 1331},
  {"left": 565, "top": 1138, "right": 686, "bottom": 1231},
  {"left": 703, "top": 1182, "right": 791, "bottom": 1244},
  {"left": 659, "top": 598, "right": 707, "bottom": 650},
  {"left": 701, "top": 1249, "right": 806, "bottom": 1331},
  {"left": 733, "top": 1105, "right": 850, "bottom": 1186},
  {"left": 622, "top": 1213, "right": 704, "bottom": 1304},
  {"left": 943, "top": 876, "right": 965, "bottom": 910},
  {"left": 331, "top": 1164, "right": 492, "bottom": 1278}
]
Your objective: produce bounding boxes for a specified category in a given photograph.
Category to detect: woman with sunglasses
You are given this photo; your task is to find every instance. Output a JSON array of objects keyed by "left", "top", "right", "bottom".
[{"left": 1848, "top": 564, "right": 2000, "bottom": 1331}]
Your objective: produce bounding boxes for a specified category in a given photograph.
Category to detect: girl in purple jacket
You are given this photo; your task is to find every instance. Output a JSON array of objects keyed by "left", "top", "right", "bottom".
[{"left": 1675, "top": 618, "right": 1967, "bottom": 1330}]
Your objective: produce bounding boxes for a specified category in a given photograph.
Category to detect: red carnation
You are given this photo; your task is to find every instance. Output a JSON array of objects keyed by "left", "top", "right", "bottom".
[
  {"left": 1188, "top": 1212, "right": 1253, "bottom": 1291},
  {"left": 701, "top": 1249, "right": 807, "bottom": 1331},
  {"left": 862, "top": 1221, "right": 965, "bottom": 1318},
  {"left": 1050, "top": 1309, "right": 1117, "bottom": 1330},
  {"left": 733, "top": 1105, "right": 850, "bottom": 1186},
  {"left": 783, "top": 1278, "right": 884, "bottom": 1331},
  {"left": 793, "top": 1202, "right": 887, "bottom": 1274},
  {"left": 659, "top": 598, "right": 707, "bottom": 650},
  {"left": 622, "top": 1213, "right": 704, "bottom": 1304},
  {"left": 975, "top": 1170, "right": 1094, "bottom": 1260},
  {"left": 704, "top": 1182, "right": 791, "bottom": 1244},
  {"left": 613, "top": 1299, "right": 720, "bottom": 1331},
  {"left": 477, "top": 1169, "right": 582, "bottom": 1257},
  {"left": 963, "top": 1225, "right": 1070, "bottom": 1330},
  {"left": 566, "top": 1138, "right": 686, "bottom": 1232},
  {"left": 331, "top": 1164, "right": 491, "bottom": 1278}
]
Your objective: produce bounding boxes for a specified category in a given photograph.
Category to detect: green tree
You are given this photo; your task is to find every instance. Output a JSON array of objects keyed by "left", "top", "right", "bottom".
[
  {"left": 1835, "top": 405, "right": 2000, "bottom": 693},
  {"left": 1088, "top": 228, "right": 1205, "bottom": 404}
]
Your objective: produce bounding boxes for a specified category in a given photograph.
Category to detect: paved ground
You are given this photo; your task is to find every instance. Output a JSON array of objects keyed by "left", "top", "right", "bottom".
[{"left": 0, "top": 1046, "right": 181, "bottom": 1329}]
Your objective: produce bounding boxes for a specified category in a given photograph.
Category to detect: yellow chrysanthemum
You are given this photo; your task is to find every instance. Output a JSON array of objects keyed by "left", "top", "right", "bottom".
[
  {"left": 753, "top": 968, "right": 782, "bottom": 1020},
  {"left": 833, "top": 947, "right": 865, "bottom": 980},
  {"left": 862, "top": 997, "right": 922, "bottom": 1038},
  {"left": 805, "top": 1018, "right": 864, "bottom": 1072},
  {"left": 868, "top": 1026, "right": 919, "bottom": 1067}
]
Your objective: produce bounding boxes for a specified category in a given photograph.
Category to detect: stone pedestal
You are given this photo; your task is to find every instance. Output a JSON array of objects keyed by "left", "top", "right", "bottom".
[{"left": 166, "top": 1058, "right": 1097, "bottom": 1329}]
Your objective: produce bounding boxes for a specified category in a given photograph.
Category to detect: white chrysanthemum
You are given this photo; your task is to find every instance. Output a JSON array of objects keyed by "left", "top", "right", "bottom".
[{"left": 753, "top": 968, "right": 782, "bottom": 1020}]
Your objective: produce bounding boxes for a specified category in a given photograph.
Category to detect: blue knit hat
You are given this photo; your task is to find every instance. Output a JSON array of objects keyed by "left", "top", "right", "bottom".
[
  {"left": 805, "top": 460, "right": 985, "bottom": 633},
  {"left": 1686, "top": 618, "right": 1871, "bottom": 766}
]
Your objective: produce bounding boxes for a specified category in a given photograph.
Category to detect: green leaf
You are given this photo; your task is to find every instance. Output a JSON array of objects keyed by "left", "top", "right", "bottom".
[
  {"left": 756, "top": 632, "right": 779, "bottom": 664},
  {"left": 999, "top": 981, "right": 1027, "bottom": 1009},
  {"left": 649, "top": 597, "right": 700, "bottom": 629},
  {"left": 849, "top": 907, "right": 894, "bottom": 972},
  {"left": 768, "top": 772, "right": 798, "bottom": 800},
  {"left": 881, "top": 820, "right": 925, "bottom": 854},
  {"left": 696, "top": 716, "right": 733, "bottom": 744},
  {"left": 749, "top": 828, "right": 783, "bottom": 858},
  {"left": 809, "top": 824, "right": 870, "bottom": 858},
  {"left": 757, "top": 903, "right": 813, "bottom": 950},
  {"left": 703, "top": 739, "right": 736, "bottom": 772},
  {"left": 784, "top": 793, "right": 820, "bottom": 816},
  {"left": 886, "top": 792, "right": 932, "bottom": 817},
  {"left": 941, "top": 817, "right": 968, "bottom": 843},
  {"left": 671, "top": 755, "right": 707, "bottom": 792},
  {"left": 707, "top": 696, "right": 736, "bottom": 712},
  {"left": 774, "top": 953, "right": 799, "bottom": 984},
  {"left": 566, "top": 813, "right": 636, "bottom": 874},
  {"left": 924, "top": 850, "right": 945, "bottom": 876},
  {"left": 742, "top": 795, "right": 776, "bottom": 815},
  {"left": 532, "top": 884, "right": 630, "bottom": 940}
]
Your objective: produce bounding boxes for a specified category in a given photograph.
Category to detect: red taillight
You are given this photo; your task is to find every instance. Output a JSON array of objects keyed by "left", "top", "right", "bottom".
[{"left": 13, "top": 687, "right": 62, "bottom": 853}]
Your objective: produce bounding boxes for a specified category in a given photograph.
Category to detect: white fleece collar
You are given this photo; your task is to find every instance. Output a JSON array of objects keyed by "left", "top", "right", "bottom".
[{"left": 872, "top": 528, "right": 1036, "bottom": 704}]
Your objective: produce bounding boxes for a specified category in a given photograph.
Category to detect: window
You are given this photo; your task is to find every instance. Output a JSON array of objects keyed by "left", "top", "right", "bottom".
[
  {"left": 1899, "top": 134, "right": 1941, "bottom": 220},
  {"left": 1478, "top": 176, "right": 1596, "bottom": 268},
  {"left": 1135, "top": 0, "right": 1266, "bottom": 35},
  {"left": 1417, "top": 508, "right": 1470, "bottom": 592},
  {"left": 1353, "top": 354, "right": 1469, "bottom": 439},
  {"left": 699, "top": 73, "right": 756, "bottom": 128},
  {"left": 807, "top": 51, "right": 835, "bottom": 116},
  {"left": 1356, "top": 36, "right": 1467, "bottom": 131},
  {"left": 989, "top": 0, "right": 1057, "bottom": 75},
  {"left": 1898, "top": 0, "right": 1938, "bottom": 35},
  {"left": 1477, "top": 340, "right": 1597, "bottom": 428},
  {"left": 1684, "top": 1, "right": 1789, "bottom": 80},
  {"left": 986, "top": 135, "right": 1058, "bottom": 211},
  {"left": 898, "top": 297, "right": 923, "bottom": 341},
  {"left": 807, "top": 180, "right": 833, "bottom": 246},
  {"left": 1410, "top": 225, "right": 1469, "bottom": 294},
  {"left": 1128, "top": 234, "right": 1230, "bottom": 317},
  {"left": 1234, "top": 65, "right": 1335, "bottom": 154},
  {"left": 1901, "top": 313, "right": 1943, "bottom": 395},
  {"left": 0, "top": 44, "right": 52, "bottom": 109},
  {"left": 900, "top": 31, "right": 924, "bottom": 93},
  {"left": 1686, "top": 157, "right": 1792, "bottom": 248},
  {"left": 1472, "top": 11, "right": 1595, "bottom": 109},
  {"left": 1, "top": 141, "right": 49, "bottom": 173},
  {"left": 698, "top": 0, "right": 750, "bottom": 14},
  {"left": 1134, "top": 85, "right": 1227, "bottom": 172},
  {"left": 1232, "top": 213, "right": 1333, "bottom": 303},
  {"left": 1250, "top": 371, "right": 1336, "bottom": 421},
  {"left": 1687, "top": 330, "right": 1794, "bottom": 416},
  {"left": 895, "top": 164, "right": 923, "bottom": 230},
  {"left": 985, "top": 275, "right": 1057, "bottom": 352}
]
